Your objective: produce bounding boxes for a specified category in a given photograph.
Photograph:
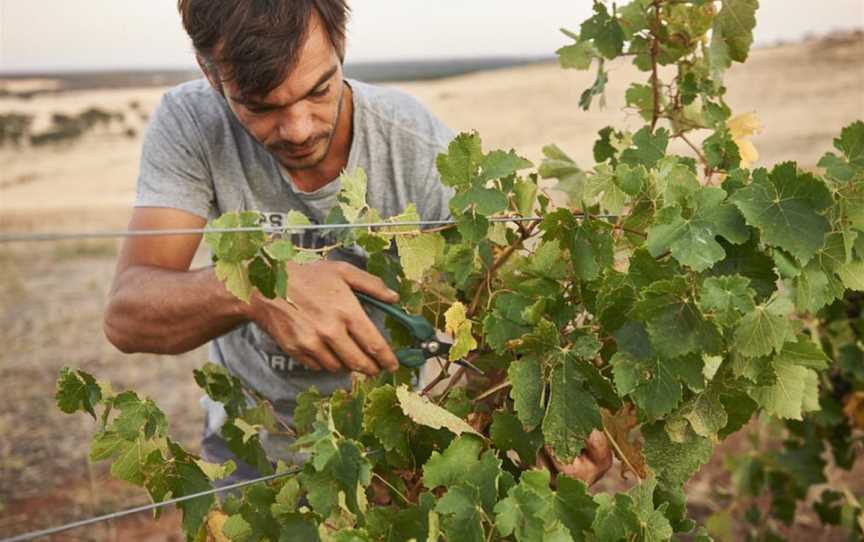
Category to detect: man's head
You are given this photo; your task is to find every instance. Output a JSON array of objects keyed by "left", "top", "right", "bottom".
[{"left": 178, "top": 0, "right": 351, "bottom": 170}]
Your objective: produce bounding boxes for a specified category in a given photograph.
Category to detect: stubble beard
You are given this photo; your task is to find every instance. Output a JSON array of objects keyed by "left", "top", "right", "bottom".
[{"left": 273, "top": 81, "right": 345, "bottom": 171}]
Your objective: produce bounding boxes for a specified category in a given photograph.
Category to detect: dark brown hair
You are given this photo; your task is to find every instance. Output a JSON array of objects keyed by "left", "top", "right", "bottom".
[{"left": 178, "top": 0, "right": 350, "bottom": 98}]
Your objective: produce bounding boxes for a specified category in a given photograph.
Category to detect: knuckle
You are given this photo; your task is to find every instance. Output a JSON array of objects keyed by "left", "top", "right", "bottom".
[{"left": 318, "top": 325, "right": 342, "bottom": 342}]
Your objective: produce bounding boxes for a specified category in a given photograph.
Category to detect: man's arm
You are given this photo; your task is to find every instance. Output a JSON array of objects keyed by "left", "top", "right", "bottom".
[{"left": 104, "top": 207, "right": 401, "bottom": 375}]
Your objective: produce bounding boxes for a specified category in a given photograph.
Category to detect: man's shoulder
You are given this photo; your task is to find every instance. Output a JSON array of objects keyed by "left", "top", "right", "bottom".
[
  {"left": 159, "top": 78, "right": 225, "bottom": 115},
  {"left": 349, "top": 79, "right": 453, "bottom": 149}
]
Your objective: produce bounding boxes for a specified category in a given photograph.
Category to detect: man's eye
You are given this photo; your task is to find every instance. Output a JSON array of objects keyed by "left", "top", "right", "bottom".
[{"left": 310, "top": 86, "right": 330, "bottom": 98}]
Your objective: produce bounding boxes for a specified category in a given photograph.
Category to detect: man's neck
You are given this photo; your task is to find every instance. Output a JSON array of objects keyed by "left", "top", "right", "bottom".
[{"left": 287, "top": 82, "right": 354, "bottom": 193}]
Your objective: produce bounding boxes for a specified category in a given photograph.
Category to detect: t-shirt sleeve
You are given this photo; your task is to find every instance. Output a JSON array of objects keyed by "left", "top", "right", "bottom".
[{"left": 136, "top": 92, "right": 215, "bottom": 219}]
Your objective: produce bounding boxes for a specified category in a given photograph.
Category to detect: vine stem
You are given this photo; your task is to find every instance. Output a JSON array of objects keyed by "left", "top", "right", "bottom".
[
  {"left": 467, "top": 220, "right": 539, "bottom": 318},
  {"left": 588, "top": 215, "right": 647, "bottom": 238},
  {"left": 673, "top": 130, "right": 713, "bottom": 177},
  {"left": 372, "top": 472, "right": 410, "bottom": 505},
  {"left": 602, "top": 426, "right": 642, "bottom": 480},
  {"left": 435, "top": 366, "right": 468, "bottom": 405},
  {"left": 472, "top": 380, "right": 512, "bottom": 403}
]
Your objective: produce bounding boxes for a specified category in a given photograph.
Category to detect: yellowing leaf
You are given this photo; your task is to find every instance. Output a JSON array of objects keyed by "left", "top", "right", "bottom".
[
  {"left": 215, "top": 260, "right": 253, "bottom": 303},
  {"left": 451, "top": 322, "right": 478, "bottom": 361},
  {"left": 395, "top": 385, "right": 479, "bottom": 436},
  {"left": 207, "top": 511, "right": 231, "bottom": 542},
  {"left": 728, "top": 112, "right": 762, "bottom": 167},
  {"left": 444, "top": 302, "right": 468, "bottom": 335},
  {"left": 728, "top": 112, "right": 762, "bottom": 139},
  {"left": 338, "top": 168, "right": 368, "bottom": 223},
  {"left": 396, "top": 233, "right": 445, "bottom": 282}
]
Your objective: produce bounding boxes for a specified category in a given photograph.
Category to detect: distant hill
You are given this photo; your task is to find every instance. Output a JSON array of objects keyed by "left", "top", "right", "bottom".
[{"left": 0, "top": 56, "right": 551, "bottom": 98}]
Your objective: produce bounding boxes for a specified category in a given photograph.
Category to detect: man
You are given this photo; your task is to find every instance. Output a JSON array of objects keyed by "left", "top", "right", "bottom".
[{"left": 104, "top": 0, "right": 610, "bottom": 487}]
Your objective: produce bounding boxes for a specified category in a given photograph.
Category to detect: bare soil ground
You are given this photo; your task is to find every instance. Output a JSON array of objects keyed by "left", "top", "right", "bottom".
[{"left": 0, "top": 33, "right": 862, "bottom": 540}]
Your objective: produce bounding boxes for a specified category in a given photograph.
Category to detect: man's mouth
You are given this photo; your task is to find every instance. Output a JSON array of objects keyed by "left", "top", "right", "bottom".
[{"left": 272, "top": 135, "right": 326, "bottom": 158}]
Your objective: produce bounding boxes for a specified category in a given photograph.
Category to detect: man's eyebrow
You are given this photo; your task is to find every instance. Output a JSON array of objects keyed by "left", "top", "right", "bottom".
[{"left": 229, "top": 64, "right": 339, "bottom": 109}]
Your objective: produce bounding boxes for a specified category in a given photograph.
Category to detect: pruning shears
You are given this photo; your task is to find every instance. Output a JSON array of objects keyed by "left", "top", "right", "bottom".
[{"left": 355, "top": 292, "right": 484, "bottom": 374}]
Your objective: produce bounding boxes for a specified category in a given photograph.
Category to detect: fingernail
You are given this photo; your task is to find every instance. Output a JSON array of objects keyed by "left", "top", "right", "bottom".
[{"left": 387, "top": 289, "right": 399, "bottom": 298}]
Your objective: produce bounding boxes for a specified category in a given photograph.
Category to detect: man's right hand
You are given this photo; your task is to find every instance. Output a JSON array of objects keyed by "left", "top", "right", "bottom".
[{"left": 245, "top": 260, "right": 402, "bottom": 376}]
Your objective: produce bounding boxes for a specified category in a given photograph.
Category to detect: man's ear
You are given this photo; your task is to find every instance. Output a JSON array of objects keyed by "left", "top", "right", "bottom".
[{"left": 196, "top": 55, "right": 224, "bottom": 97}]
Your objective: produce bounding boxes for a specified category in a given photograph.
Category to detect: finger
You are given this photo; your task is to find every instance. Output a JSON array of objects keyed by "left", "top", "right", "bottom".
[
  {"left": 325, "top": 329, "right": 381, "bottom": 376},
  {"left": 299, "top": 338, "right": 344, "bottom": 373},
  {"left": 347, "top": 311, "right": 400, "bottom": 372},
  {"left": 293, "top": 353, "right": 323, "bottom": 372},
  {"left": 338, "top": 263, "right": 399, "bottom": 303}
]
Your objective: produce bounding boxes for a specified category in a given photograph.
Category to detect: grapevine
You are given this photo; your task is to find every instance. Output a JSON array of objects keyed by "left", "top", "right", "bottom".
[{"left": 56, "top": 1, "right": 863, "bottom": 540}]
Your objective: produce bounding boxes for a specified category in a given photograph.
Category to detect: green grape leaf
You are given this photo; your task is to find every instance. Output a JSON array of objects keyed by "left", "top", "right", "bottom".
[
  {"left": 423, "top": 436, "right": 502, "bottom": 513},
  {"left": 542, "top": 209, "right": 614, "bottom": 281},
  {"left": 708, "top": 239, "right": 779, "bottom": 300},
  {"left": 542, "top": 353, "right": 602, "bottom": 461},
  {"left": 110, "top": 436, "right": 160, "bottom": 485},
  {"left": 647, "top": 186, "right": 748, "bottom": 271},
  {"left": 698, "top": 275, "right": 757, "bottom": 328},
  {"left": 680, "top": 386, "right": 728, "bottom": 439},
  {"left": 437, "top": 132, "right": 483, "bottom": 187},
  {"left": 396, "top": 385, "right": 479, "bottom": 436},
  {"left": 613, "top": 352, "right": 702, "bottom": 420},
  {"left": 643, "top": 422, "right": 713, "bottom": 488},
  {"left": 703, "top": 128, "right": 742, "bottom": 171},
  {"left": 451, "top": 185, "right": 509, "bottom": 216},
  {"left": 111, "top": 391, "right": 167, "bottom": 440},
  {"left": 733, "top": 298, "right": 795, "bottom": 358},
  {"left": 56, "top": 367, "right": 103, "bottom": 419},
  {"left": 748, "top": 357, "right": 820, "bottom": 420},
  {"left": 216, "top": 260, "right": 253, "bottom": 303},
  {"left": 489, "top": 410, "right": 543, "bottom": 466},
  {"left": 267, "top": 239, "right": 296, "bottom": 262},
  {"left": 395, "top": 233, "right": 444, "bottom": 282},
  {"left": 435, "top": 484, "right": 485, "bottom": 542},
  {"left": 478, "top": 149, "right": 533, "bottom": 182},
  {"left": 710, "top": 0, "right": 758, "bottom": 73},
  {"left": 363, "top": 385, "right": 411, "bottom": 460},
  {"left": 205, "top": 211, "right": 266, "bottom": 263},
  {"left": 557, "top": 40, "right": 596, "bottom": 70},
  {"left": 193, "top": 363, "right": 248, "bottom": 418},
  {"left": 625, "top": 83, "right": 656, "bottom": 122},
  {"left": 632, "top": 277, "right": 722, "bottom": 359},
  {"left": 620, "top": 127, "right": 669, "bottom": 168},
  {"left": 731, "top": 162, "right": 833, "bottom": 263},
  {"left": 221, "top": 514, "right": 253, "bottom": 541},
  {"left": 591, "top": 493, "right": 641, "bottom": 541},
  {"left": 585, "top": 163, "right": 628, "bottom": 213},
  {"left": 338, "top": 168, "right": 368, "bottom": 223},
  {"left": 457, "top": 213, "right": 490, "bottom": 243},
  {"left": 580, "top": 2, "right": 625, "bottom": 59},
  {"left": 508, "top": 356, "right": 545, "bottom": 431}
]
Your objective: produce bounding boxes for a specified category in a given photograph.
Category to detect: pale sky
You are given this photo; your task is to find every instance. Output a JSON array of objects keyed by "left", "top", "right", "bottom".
[{"left": 0, "top": 1, "right": 862, "bottom": 73}]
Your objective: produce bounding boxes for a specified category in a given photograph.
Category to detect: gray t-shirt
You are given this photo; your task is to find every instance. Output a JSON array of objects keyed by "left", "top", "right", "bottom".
[{"left": 136, "top": 77, "right": 454, "bottom": 463}]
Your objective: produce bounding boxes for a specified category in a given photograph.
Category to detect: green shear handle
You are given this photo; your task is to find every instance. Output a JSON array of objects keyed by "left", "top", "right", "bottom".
[{"left": 355, "top": 292, "right": 434, "bottom": 369}]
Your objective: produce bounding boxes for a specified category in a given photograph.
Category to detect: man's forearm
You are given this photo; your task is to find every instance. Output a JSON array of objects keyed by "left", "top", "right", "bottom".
[{"left": 104, "top": 265, "right": 251, "bottom": 355}]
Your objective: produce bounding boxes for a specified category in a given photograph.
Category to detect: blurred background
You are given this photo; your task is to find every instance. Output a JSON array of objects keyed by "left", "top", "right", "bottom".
[{"left": 1, "top": 1, "right": 863, "bottom": 540}]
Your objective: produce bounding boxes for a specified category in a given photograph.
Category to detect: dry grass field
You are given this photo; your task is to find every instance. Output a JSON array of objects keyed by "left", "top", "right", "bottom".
[{"left": 0, "top": 33, "right": 862, "bottom": 540}]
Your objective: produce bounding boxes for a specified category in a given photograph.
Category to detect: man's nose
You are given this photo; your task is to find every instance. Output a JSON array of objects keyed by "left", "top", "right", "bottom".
[{"left": 277, "top": 103, "right": 315, "bottom": 145}]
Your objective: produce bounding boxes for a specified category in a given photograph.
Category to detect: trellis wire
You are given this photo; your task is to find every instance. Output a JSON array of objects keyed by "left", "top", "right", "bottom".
[
  {"left": 0, "top": 214, "right": 619, "bottom": 244},
  {"left": 0, "top": 469, "right": 299, "bottom": 542}
]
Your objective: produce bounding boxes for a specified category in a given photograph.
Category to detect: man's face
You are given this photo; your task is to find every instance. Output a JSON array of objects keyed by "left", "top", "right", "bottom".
[{"left": 215, "top": 17, "right": 345, "bottom": 170}]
